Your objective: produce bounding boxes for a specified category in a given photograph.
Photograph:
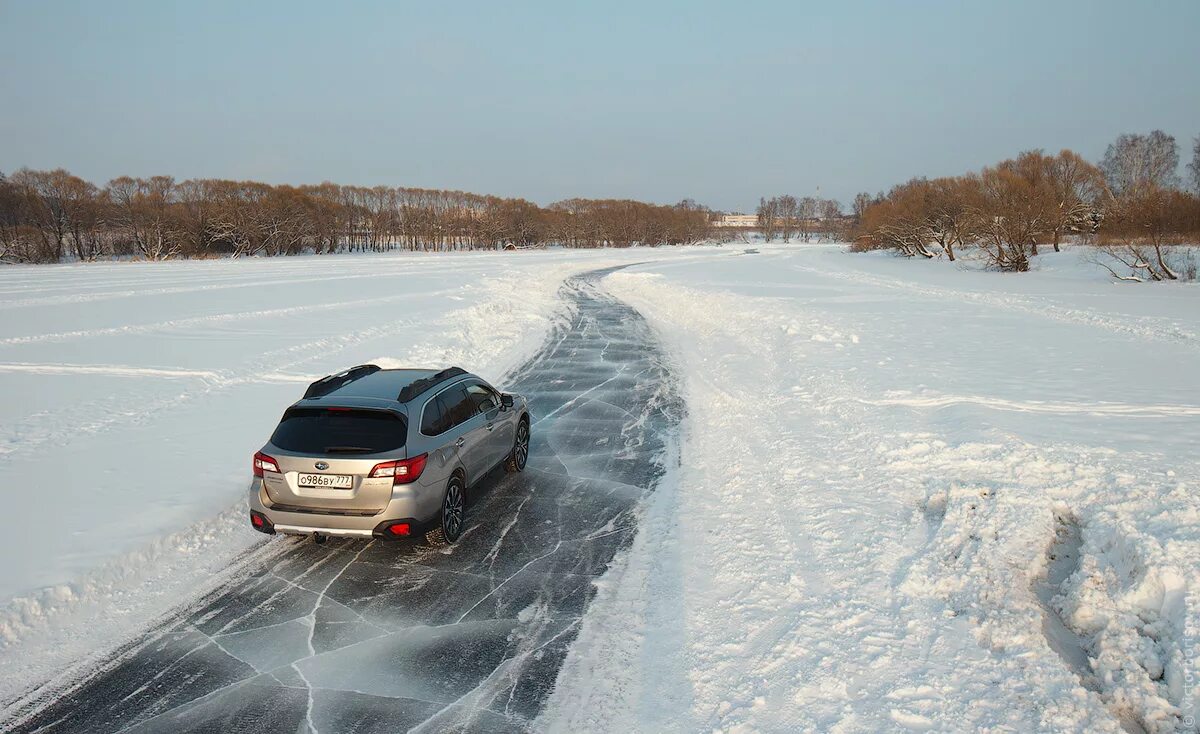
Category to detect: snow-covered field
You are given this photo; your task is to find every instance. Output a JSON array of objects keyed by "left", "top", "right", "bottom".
[
  {"left": 545, "top": 245, "right": 1200, "bottom": 733},
  {"left": 0, "top": 247, "right": 688, "bottom": 699},
  {"left": 2, "top": 244, "right": 1197, "bottom": 732}
]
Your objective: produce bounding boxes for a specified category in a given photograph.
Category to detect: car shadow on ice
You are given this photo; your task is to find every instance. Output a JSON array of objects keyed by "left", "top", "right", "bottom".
[{"left": 4, "top": 266, "right": 682, "bottom": 734}]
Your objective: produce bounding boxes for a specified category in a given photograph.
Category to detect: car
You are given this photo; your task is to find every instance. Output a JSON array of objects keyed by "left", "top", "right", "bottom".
[{"left": 248, "top": 365, "right": 530, "bottom": 546}]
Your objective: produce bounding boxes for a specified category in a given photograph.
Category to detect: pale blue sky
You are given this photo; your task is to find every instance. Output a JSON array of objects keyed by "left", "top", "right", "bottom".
[{"left": 2, "top": 0, "right": 1198, "bottom": 211}]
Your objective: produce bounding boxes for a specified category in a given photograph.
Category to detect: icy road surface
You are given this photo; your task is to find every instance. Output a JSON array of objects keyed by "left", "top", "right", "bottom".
[{"left": 5, "top": 267, "right": 680, "bottom": 733}]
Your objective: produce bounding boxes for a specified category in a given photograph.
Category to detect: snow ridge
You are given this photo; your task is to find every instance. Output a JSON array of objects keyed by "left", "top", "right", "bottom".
[{"left": 553, "top": 251, "right": 1199, "bottom": 733}]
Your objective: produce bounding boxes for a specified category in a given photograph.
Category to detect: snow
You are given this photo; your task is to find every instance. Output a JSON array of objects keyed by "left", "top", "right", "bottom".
[
  {"left": 2, "top": 243, "right": 1198, "bottom": 732},
  {"left": 543, "top": 245, "right": 1200, "bottom": 733},
  {"left": 0, "top": 247, "right": 692, "bottom": 701}
]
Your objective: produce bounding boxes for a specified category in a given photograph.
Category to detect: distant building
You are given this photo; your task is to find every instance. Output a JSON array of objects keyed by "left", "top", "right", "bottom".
[
  {"left": 712, "top": 214, "right": 759, "bottom": 228},
  {"left": 712, "top": 213, "right": 852, "bottom": 230}
]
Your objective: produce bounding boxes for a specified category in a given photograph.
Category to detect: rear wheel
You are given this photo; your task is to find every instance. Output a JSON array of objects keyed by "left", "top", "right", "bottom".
[
  {"left": 425, "top": 475, "right": 465, "bottom": 546},
  {"left": 505, "top": 419, "right": 529, "bottom": 473}
]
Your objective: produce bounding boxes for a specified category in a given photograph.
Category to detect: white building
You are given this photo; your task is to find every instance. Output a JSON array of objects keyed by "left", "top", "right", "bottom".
[{"left": 712, "top": 214, "right": 759, "bottom": 228}]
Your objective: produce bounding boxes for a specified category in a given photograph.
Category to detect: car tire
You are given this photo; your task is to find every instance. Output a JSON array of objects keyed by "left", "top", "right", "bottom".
[
  {"left": 425, "top": 475, "right": 465, "bottom": 547},
  {"left": 505, "top": 418, "right": 530, "bottom": 473}
]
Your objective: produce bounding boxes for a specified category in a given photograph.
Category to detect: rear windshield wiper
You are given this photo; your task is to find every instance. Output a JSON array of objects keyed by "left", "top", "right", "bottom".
[{"left": 323, "top": 446, "right": 376, "bottom": 454}]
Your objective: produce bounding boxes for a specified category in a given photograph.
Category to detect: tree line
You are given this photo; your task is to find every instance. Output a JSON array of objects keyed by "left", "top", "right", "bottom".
[
  {"left": 0, "top": 171, "right": 715, "bottom": 263},
  {"left": 851, "top": 131, "right": 1200, "bottom": 280}
]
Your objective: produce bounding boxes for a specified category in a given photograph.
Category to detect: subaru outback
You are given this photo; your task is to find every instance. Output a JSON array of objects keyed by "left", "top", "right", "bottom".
[{"left": 248, "top": 365, "right": 530, "bottom": 546}]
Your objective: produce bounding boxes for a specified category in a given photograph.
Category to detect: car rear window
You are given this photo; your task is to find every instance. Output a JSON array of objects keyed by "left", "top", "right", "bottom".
[{"left": 270, "top": 408, "right": 406, "bottom": 453}]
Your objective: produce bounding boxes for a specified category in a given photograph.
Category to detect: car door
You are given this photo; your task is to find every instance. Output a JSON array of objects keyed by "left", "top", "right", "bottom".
[
  {"left": 436, "top": 383, "right": 492, "bottom": 482},
  {"left": 464, "top": 380, "right": 511, "bottom": 469}
]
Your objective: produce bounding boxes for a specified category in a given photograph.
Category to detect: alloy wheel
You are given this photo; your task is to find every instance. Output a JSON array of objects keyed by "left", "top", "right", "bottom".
[
  {"left": 443, "top": 481, "right": 464, "bottom": 540},
  {"left": 515, "top": 422, "right": 529, "bottom": 469}
]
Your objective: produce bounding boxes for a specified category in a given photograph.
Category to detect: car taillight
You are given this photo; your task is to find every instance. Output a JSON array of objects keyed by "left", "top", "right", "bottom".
[
  {"left": 369, "top": 454, "right": 428, "bottom": 485},
  {"left": 387, "top": 522, "right": 411, "bottom": 537},
  {"left": 253, "top": 451, "right": 280, "bottom": 477}
]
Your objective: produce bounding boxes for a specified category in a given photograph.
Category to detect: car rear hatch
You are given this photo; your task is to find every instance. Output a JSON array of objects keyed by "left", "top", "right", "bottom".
[{"left": 260, "top": 406, "right": 407, "bottom": 515}]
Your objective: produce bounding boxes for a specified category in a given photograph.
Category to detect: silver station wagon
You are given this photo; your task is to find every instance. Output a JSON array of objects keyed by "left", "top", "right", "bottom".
[{"left": 248, "top": 365, "right": 530, "bottom": 545}]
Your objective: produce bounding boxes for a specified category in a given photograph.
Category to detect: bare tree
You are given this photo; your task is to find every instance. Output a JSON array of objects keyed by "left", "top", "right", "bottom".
[
  {"left": 926, "top": 176, "right": 980, "bottom": 262},
  {"left": 1100, "top": 131, "right": 1180, "bottom": 197},
  {"left": 62, "top": 177, "right": 106, "bottom": 261},
  {"left": 1044, "top": 150, "right": 1105, "bottom": 252},
  {"left": 851, "top": 192, "right": 872, "bottom": 225},
  {"left": 5, "top": 169, "right": 107, "bottom": 262},
  {"left": 780, "top": 195, "right": 800, "bottom": 242},
  {"left": 0, "top": 172, "right": 21, "bottom": 262},
  {"left": 853, "top": 179, "right": 936, "bottom": 258},
  {"left": 1189, "top": 135, "right": 1200, "bottom": 195},
  {"left": 108, "top": 176, "right": 181, "bottom": 259},
  {"left": 976, "top": 155, "right": 1057, "bottom": 272},
  {"left": 756, "top": 197, "right": 779, "bottom": 241},
  {"left": 1096, "top": 185, "right": 1200, "bottom": 281},
  {"left": 798, "top": 196, "right": 818, "bottom": 241},
  {"left": 815, "top": 199, "right": 839, "bottom": 240},
  {"left": 2, "top": 165, "right": 717, "bottom": 261},
  {"left": 848, "top": 138, "right": 1195, "bottom": 281},
  {"left": 176, "top": 179, "right": 220, "bottom": 256}
]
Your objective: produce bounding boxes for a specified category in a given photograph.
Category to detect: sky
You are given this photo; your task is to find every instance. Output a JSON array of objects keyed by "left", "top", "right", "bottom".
[{"left": 2, "top": 0, "right": 1198, "bottom": 213}]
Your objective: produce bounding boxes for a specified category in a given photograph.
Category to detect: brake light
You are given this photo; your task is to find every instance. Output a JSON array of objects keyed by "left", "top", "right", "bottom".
[
  {"left": 253, "top": 451, "right": 280, "bottom": 477},
  {"left": 387, "top": 522, "right": 411, "bottom": 537},
  {"left": 369, "top": 454, "right": 428, "bottom": 485}
]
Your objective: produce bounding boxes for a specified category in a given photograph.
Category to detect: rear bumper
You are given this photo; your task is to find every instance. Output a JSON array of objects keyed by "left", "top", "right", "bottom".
[
  {"left": 247, "top": 479, "right": 437, "bottom": 539},
  {"left": 274, "top": 522, "right": 371, "bottom": 538}
]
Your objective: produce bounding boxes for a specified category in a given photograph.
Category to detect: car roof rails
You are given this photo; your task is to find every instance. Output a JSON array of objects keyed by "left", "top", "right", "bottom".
[
  {"left": 397, "top": 366, "right": 467, "bottom": 403},
  {"left": 303, "top": 364, "right": 382, "bottom": 399}
]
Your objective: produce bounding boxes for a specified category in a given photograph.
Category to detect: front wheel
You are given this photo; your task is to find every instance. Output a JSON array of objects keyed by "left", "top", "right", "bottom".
[
  {"left": 505, "top": 419, "right": 529, "bottom": 473},
  {"left": 425, "top": 476, "right": 465, "bottom": 546}
]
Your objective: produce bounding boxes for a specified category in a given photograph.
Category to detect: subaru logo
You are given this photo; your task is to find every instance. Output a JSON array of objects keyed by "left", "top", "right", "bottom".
[{"left": 315, "top": 461, "right": 329, "bottom": 471}]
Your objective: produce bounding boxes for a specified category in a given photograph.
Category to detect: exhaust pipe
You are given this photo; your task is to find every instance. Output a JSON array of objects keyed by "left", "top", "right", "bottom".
[{"left": 313, "top": 532, "right": 326, "bottom": 545}]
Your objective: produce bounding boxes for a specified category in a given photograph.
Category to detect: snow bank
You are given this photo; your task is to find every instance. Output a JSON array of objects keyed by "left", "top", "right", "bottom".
[
  {"left": 544, "top": 246, "right": 1199, "bottom": 732},
  {"left": 882, "top": 437, "right": 1195, "bottom": 733},
  {"left": 1057, "top": 511, "right": 1192, "bottom": 732}
]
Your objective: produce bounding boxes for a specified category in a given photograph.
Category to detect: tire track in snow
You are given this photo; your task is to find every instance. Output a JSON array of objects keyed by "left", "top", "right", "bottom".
[
  {"left": 0, "top": 362, "right": 228, "bottom": 380},
  {"left": 0, "top": 320, "right": 410, "bottom": 463},
  {"left": 858, "top": 393, "right": 1200, "bottom": 417},
  {"left": 787, "top": 259, "right": 1200, "bottom": 350},
  {"left": 0, "top": 273, "right": 543, "bottom": 467},
  {"left": 0, "top": 289, "right": 457, "bottom": 346},
  {"left": 0, "top": 268, "right": 451, "bottom": 311}
]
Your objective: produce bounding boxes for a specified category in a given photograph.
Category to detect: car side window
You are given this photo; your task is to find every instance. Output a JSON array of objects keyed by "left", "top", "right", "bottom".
[
  {"left": 439, "top": 385, "right": 476, "bottom": 431},
  {"left": 420, "top": 396, "right": 447, "bottom": 435},
  {"left": 464, "top": 382, "right": 500, "bottom": 415}
]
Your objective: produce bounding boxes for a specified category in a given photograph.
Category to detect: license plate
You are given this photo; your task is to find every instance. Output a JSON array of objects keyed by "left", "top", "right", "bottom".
[{"left": 297, "top": 473, "right": 353, "bottom": 489}]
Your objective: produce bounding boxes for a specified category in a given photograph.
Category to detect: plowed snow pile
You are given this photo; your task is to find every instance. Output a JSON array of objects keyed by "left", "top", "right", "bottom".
[{"left": 544, "top": 245, "right": 1200, "bottom": 733}]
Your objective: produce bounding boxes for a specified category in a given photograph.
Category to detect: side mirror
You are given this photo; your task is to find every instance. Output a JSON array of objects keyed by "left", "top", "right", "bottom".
[{"left": 500, "top": 393, "right": 515, "bottom": 409}]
